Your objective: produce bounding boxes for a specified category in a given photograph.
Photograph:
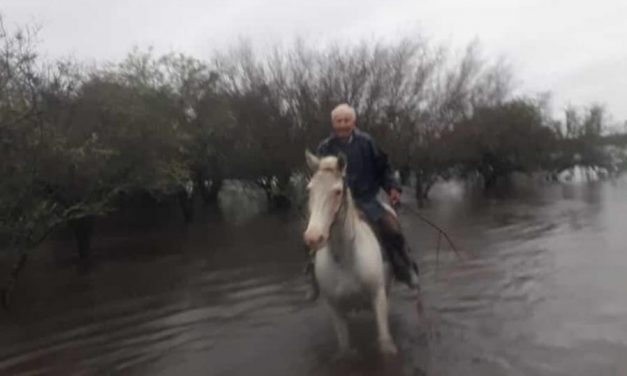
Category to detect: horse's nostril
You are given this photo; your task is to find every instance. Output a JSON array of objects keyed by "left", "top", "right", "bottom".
[
  {"left": 304, "top": 231, "right": 325, "bottom": 248},
  {"left": 304, "top": 233, "right": 316, "bottom": 247}
]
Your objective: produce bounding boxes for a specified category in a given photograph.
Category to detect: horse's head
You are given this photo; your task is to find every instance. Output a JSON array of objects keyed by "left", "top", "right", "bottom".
[{"left": 303, "top": 150, "right": 347, "bottom": 250}]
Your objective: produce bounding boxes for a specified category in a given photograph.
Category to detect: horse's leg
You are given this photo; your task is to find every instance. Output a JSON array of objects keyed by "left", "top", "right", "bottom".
[
  {"left": 373, "top": 287, "right": 397, "bottom": 355},
  {"left": 325, "top": 301, "right": 350, "bottom": 355}
]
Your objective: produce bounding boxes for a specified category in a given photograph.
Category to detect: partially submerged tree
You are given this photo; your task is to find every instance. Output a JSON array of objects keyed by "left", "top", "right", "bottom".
[{"left": 449, "top": 99, "right": 556, "bottom": 189}]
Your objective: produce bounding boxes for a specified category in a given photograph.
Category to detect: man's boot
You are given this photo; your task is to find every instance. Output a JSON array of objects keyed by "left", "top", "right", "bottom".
[{"left": 381, "top": 232, "right": 419, "bottom": 289}]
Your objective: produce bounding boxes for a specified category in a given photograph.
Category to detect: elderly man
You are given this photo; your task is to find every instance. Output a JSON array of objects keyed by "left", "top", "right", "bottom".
[{"left": 305, "top": 103, "right": 419, "bottom": 300}]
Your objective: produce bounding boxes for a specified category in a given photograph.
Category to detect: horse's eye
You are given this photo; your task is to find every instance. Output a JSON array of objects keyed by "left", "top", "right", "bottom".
[{"left": 334, "top": 189, "right": 342, "bottom": 196}]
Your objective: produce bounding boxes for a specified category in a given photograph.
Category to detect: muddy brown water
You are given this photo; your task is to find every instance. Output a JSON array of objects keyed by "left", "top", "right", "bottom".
[{"left": 1, "top": 178, "right": 626, "bottom": 375}]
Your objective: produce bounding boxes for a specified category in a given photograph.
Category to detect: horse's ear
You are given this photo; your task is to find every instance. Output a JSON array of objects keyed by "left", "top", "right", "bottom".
[
  {"left": 305, "top": 149, "right": 320, "bottom": 172},
  {"left": 337, "top": 152, "right": 347, "bottom": 176}
]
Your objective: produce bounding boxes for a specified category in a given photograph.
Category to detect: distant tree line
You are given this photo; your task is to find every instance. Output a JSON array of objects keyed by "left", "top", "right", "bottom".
[{"left": 1, "top": 17, "right": 626, "bottom": 293}]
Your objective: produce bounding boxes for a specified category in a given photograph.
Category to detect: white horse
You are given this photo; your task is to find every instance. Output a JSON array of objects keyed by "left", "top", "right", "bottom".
[{"left": 303, "top": 150, "right": 397, "bottom": 356}]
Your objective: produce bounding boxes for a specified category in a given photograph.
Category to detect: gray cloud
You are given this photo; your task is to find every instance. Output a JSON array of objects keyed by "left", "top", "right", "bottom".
[{"left": 2, "top": 0, "right": 625, "bottom": 119}]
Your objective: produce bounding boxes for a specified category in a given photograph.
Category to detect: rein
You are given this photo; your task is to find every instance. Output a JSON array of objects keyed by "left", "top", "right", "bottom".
[{"left": 329, "top": 175, "right": 348, "bottom": 231}]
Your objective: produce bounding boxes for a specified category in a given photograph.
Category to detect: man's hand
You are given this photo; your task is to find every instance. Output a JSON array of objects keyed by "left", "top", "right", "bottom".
[{"left": 389, "top": 188, "right": 401, "bottom": 207}]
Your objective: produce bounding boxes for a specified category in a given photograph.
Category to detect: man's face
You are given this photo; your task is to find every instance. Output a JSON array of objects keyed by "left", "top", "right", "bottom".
[{"left": 331, "top": 112, "right": 355, "bottom": 141}]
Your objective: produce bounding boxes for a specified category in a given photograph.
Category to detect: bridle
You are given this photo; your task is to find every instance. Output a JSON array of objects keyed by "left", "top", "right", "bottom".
[{"left": 329, "top": 174, "right": 349, "bottom": 232}]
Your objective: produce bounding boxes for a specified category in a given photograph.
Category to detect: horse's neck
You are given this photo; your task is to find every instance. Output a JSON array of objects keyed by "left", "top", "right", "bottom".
[{"left": 328, "top": 191, "right": 358, "bottom": 262}]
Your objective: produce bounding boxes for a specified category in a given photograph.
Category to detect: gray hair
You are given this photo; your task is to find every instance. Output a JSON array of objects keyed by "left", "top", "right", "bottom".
[{"left": 331, "top": 103, "right": 356, "bottom": 121}]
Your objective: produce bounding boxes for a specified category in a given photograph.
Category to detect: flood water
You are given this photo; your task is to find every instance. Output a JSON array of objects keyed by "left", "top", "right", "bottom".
[{"left": 1, "top": 178, "right": 627, "bottom": 375}]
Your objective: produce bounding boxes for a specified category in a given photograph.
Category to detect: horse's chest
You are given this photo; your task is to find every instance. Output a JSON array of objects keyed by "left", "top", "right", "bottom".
[
  {"left": 315, "top": 253, "right": 370, "bottom": 303},
  {"left": 327, "top": 269, "right": 362, "bottom": 296}
]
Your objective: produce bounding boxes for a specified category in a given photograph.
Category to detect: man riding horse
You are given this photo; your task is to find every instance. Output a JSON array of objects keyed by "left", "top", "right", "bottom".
[{"left": 306, "top": 103, "right": 419, "bottom": 300}]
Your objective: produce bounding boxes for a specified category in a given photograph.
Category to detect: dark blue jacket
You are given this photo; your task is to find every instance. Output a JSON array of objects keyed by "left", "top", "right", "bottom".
[{"left": 316, "top": 129, "right": 401, "bottom": 201}]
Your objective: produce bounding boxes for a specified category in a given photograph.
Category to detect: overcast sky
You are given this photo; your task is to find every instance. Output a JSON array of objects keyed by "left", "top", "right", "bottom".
[{"left": 2, "top": 0, "right": 626, "bottom": 121}]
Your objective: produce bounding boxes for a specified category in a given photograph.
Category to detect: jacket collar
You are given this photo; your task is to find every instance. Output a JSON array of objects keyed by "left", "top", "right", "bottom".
[{"left": 330, "top": 129, "right": 357, "bottom": 144}]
